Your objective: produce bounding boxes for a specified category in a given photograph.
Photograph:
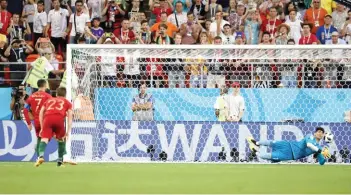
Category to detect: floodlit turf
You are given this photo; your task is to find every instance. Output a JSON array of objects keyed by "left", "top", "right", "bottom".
[{"left": 0, "top": 162, "right": 350, "bottom": 194}]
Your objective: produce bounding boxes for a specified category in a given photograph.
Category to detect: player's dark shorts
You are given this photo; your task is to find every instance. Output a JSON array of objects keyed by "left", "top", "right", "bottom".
[
  {"left": 271, "top": 141, "right": 294, "bottom": 161},
  {"left": 40, "top": 114, "right": 65, "bottom": 140}
]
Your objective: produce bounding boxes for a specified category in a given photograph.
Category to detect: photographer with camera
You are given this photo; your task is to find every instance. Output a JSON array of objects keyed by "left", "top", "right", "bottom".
[
  {"left": 66, "top": 0, "right": 91, "bottom": 44},
  {"left": 10, "top": 84, "right": 28, "bottom": 120},
  {"left": 4, "top": 38, "right": 34, "bottom": 87}
]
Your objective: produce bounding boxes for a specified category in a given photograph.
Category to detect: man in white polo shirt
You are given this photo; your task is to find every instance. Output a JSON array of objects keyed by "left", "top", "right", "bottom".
[
  {"left": 167, "top": 1, "right": 187, "bottom": 28},
  {"left": 209, "top": 10, "right": 229, "bottom": 37},
  {"left": 46, "top": 0, "right": 71, "bottom": 57},
  {"left": 224, "top": 82, "right": 245, "bottom": 122},
  {"left": 66, "top": 0, "right": 91, "bottom": 44}
]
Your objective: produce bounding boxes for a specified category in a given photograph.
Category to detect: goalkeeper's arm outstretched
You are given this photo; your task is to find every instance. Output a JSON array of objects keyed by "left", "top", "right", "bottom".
[{"left": 247, "top": 127, "right": 331, "bottom": 165}]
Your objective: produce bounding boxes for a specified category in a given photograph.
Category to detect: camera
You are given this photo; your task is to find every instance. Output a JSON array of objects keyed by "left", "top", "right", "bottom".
[
  {"left": 105, "top": 32, "right": 112, "bottom": 38},
  {"left": 11, "top": 85, "right": 24, "bottom": 101}
]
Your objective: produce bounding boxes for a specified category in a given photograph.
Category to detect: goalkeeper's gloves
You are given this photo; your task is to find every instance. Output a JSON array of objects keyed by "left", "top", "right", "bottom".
[{"left": 320, "top": 147, "right": 331, "bottom": 158}]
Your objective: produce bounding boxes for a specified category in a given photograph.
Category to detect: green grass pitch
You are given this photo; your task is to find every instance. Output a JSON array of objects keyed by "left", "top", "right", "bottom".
[{"left": 0, "top": 162, "right": 351, "bottom": 194}]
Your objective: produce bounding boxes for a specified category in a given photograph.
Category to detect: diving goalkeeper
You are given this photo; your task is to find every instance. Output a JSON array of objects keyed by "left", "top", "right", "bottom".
[{"left": 247, "top": 127, "right": 330, "bottom": 165}]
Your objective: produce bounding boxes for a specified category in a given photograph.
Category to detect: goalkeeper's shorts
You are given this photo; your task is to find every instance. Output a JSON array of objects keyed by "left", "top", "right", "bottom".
[{"left": 271, "top": 141, "right": 294, "bottom": 161}]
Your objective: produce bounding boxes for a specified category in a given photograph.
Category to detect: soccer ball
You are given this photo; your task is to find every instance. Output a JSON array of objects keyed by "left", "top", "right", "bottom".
[{"left": 324, "top": 132, "right": 334, "bottom": 143}]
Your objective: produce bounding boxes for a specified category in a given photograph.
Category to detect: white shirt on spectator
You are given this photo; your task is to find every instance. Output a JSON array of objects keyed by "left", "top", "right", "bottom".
[
  {"left": 326, "top": 38, "right": 346, "bottom": 45},
  {"left": 285, "top": 20, "right": 302, "bottom": 44},
  {"left": 33, "top": 11, "right": 47, "bottom": 34},
  {"left": 210, "top": 19, "right": 229, "bottom": 37},
  {"left": 220, "top": 34, "right": 235, "bottom": 44},
  {"left": 69, "top": 13, "right": 90, "bottom": 36},
  {"left": 48, "top": 8, "right": 69, "bottom": 38},
  {"left": 88, "top": 0, "right": 107, "bottom": 21},
  {"left": 224, "top": 94, "right": 245, "bottom": 119},
  {"left": 167, "top": 12, "right": 187, "bottom": 28}
]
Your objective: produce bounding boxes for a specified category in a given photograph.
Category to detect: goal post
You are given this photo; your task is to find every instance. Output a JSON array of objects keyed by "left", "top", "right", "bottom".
[{"left": 66, "top": 44, "right": 351, "bottom": 163}]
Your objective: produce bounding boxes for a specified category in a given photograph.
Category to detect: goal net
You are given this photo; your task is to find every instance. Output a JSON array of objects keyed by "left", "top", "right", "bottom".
[{"left": 66, "top": 44, "right": 351, "bottom": 163}]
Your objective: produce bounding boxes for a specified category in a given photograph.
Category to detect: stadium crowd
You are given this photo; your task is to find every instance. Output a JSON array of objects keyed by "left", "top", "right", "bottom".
[{"left": 0, "top": 0, "right": 350, "bottom": 89}]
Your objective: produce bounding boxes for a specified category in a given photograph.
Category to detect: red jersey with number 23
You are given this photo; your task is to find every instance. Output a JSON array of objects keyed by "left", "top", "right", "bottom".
[
  {"left": 44, "top": 97, "right": 72, "bottom": 118},
  {"left": 26, "top": 91, "right": 52, "bottom": 120}
]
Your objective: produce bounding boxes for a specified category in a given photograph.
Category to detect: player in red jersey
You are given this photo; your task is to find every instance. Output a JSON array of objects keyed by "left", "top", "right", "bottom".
[
  {"left": 35, "top": 87, "right": 73, "bottom": 167},
  {"left": 23, "top": 79, "right": 52, "bottom": 157}
]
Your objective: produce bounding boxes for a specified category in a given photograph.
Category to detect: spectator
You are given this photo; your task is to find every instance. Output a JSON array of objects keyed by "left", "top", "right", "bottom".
[
  {"left": 284, "top": 2, "right": 302, "bottom": 22},
  {"left": 259, "top": 0, "right": 284, "bottom": 21},
  {"left": 220, "top": 24, "right": 234, "bottom": 44},
  {"left": 234, "top": 32, "right": 245, "bottom": 45},
  {"left": 185, "top": 50, "right": 207, "bottom": 88},
  {"left": 259, "top": 7, "right": 282, "bottom": 43},
  {"left": 0, "top": 34, "right": 7, "bottom": 86},
  {"left": 189, "top": 0, "right": 206, "bottom": 22},
  {"left": 223, "top": 0, "right": 236, "bottom": 18},
  {"left": 132, "top": 83, "right": 154, "bottom": 121},
  {"left": 67, "top": 0, "right": 91, "bottom": 44},
  {"left": 0, "top": 0, "right": 11, "bottom": 36},
  {"left": 22, "top": 0, "right": 36, "bottom": 38},
  {"left": 227, "top": 2, "right": 245, "bottom": 33},
  {"left": 198, "top": 31, "right": 210, "bottom": 44},
  {"left": 205, "top": 0, "right": 222, "bottom": 22},
  {"left": 275, "top": 23, "right": 290, "bottom": 45},
  {"left": 97, "top": 32, "right": 120, "bottom": 44},
  {"left": 303, "top": 0, "right": 327, "bottom": 34},
  {"left": 167, "top": 33, "right": 185, "bottom": 88},
  {"left": 179, "top": 12, "right": 201, "bottom": 44},
  {"left": 127, "top": 0, "right": 143, "bottom": 20},
  {"left": 316, "top": 14, "right": 337, "bottom": 44},
  {"left": 341, "top": 10, "right": 351, "bottom": 44},
  {"left": 123, "top": 50, "right": 141, "bottom": 88},
  {"left": 326, "top": 31, "right": 346, "bottom": 44},
  {"left": 207, "top": 36, "right": 226, "bottom": 88},
  {"left": 7, "top": 13, "right": 31, "bottom": 42},
  {"left": 33, "top": 1, "right": 47, "bottom": 46},
  {"left": 299, "top": 23, "right": 318, "bottom": 44},
  {"left": 4, "top": 38, "right": 34, "bottom": 87},
  {"left": 243, "top": 10, "right": 261, "bottom": 45},
  {"left": 320, "top": 0, "right": 336, "bottom": 15},
  {"left": 151, "top": 12, "right": 178, "bottom": 39},
  {"left": 113, "top": 19, "right": 136, "bottom": 44},
  {"left": 89, "top": 17, "right": 104, "bottom": 44},
  {"left": 224, "top": 82, "right": 245, "bottom": 122},
  {"left": 102, "top": 0, "right": 126, "bottom": 30},
  {"left": 332, "top": 3, "right": 347, "bottom": 32},
  {"left": 154, "top": 23, "right": 175, "bottom": 44},
  {"left": 203, "top": 19, "right": 213, "bottom": 42},
  {"left": 209, "top": 11, "right": 229, "bottom": 37},
  {"left": 172, "top": 0, "right": 191, "bottom": 12},
  {"left": 260, "top": 31, "right": 273, "bottom": 44},
  {"left": 46, "top": 0, "right": 70, "bottom": 58},
  {"left": 137, "top": 20, "right": 151, "bottom": 44},
  {"left": 35, "top": 37, "right": 55, "bottom": 55},
  {"left": 214, "top": 85, "right": 228, "bottom": 121},
  {"left": 167, "top": 1, "right": 187, "bottom": 28},
  {"left": 149, "top": 0, "right": 173, "bottom": 24},
  {"left": 285, "top": 9, "right": 302, "bottom": 44},
  {"left": 88, "top": 0, "right": 106, "bottom": 20}
]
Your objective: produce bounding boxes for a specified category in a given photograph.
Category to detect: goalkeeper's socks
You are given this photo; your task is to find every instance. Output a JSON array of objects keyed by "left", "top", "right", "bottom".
[{"left": 38, "top": 142, "right": 47, "bottom": 157}]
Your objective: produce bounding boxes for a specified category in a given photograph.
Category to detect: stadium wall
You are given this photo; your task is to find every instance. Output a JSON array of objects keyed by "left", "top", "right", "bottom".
[
  {"left": 0, "top": 120, "right": 350, "bottom": 162},
  {"left": 96, "top": 88, "right": 351, "bottom": 122}
]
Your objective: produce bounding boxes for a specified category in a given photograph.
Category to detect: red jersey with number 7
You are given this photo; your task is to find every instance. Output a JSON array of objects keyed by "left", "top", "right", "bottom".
[
  {"left": 26, "top": 91, "right": 52, "bottom": 120},
  {"left": 44, "top": 97, "right": 72, "bottom": 118}
]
